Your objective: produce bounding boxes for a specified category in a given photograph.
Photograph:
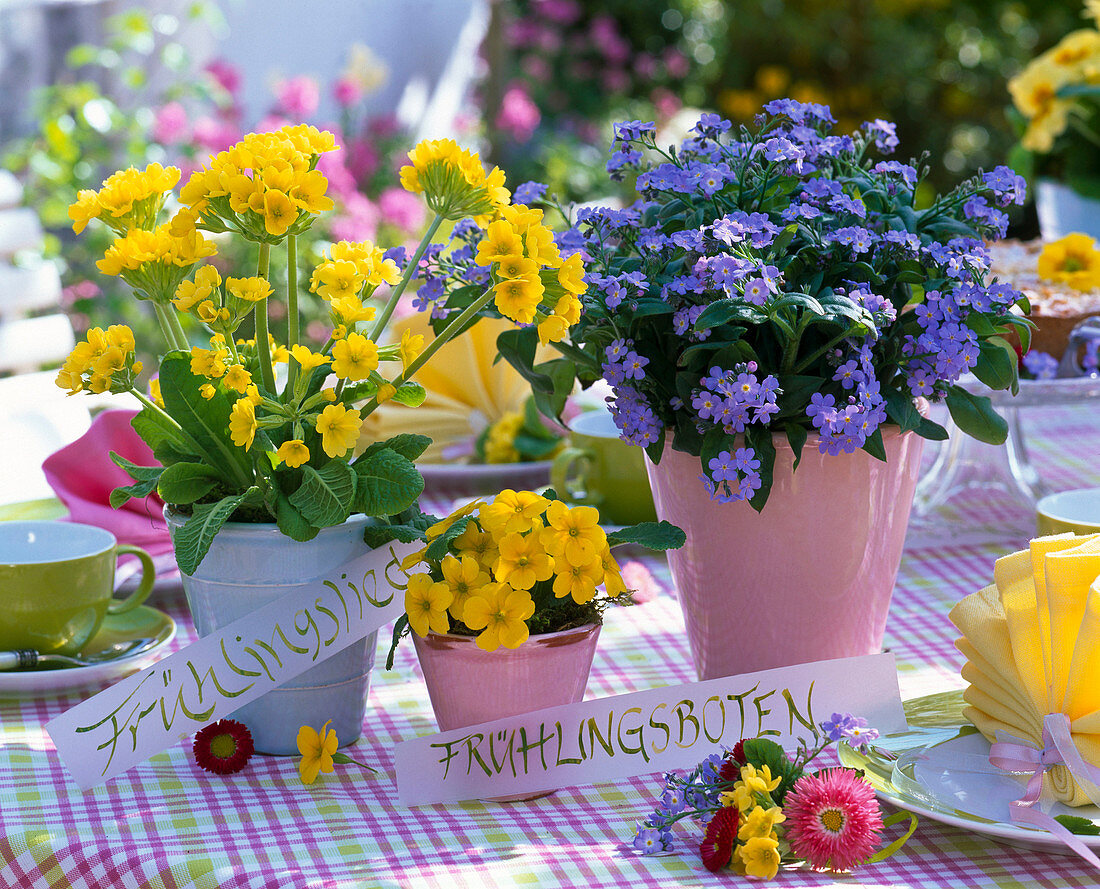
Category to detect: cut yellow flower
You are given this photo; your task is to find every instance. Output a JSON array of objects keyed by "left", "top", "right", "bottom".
[
  {"left": 475, "top": 220, "right": 525, "bottom": 266},
  {"left": 297, "top": 719, "right": 339, "bottom": 785},
  {"left": 277, "top": 440, "right": 310, "bottom": 468},
  {"left": 735, "top": 836, "right": 781, "bottom": 880},
  {"left": 331, "top": 332, "right": 379, "bottom": 381},
  {"left": 398, "top": 328, "right": 424, "bottom": 372},
  {"left": 404, "top": 572, "right": 453, "bottom": 637},
  {"left": 315, "top": 403, "right": 362, "bottom": 458},
  {"left": 229, "top": 398, "right": 257, "bottom": 450},
  {"left": 557, "top": 252, "right": 587, "bottom": 295},
  {"left": 462, "top": 582, "right": 535, "bottom": 651},
  {"left": 738, "top": 805, "right": 786, "bottom": 841},
  {"left": 493, "top": 531, "right": 554, "bottom": 591},
  {"left": 1037, "top": 232, "right": 1100, "bottom": 291}
]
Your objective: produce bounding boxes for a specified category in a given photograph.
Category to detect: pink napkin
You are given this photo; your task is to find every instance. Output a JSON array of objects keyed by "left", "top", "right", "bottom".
[{"left": 42, "top": 409, "right": 174, "bottom": 558}]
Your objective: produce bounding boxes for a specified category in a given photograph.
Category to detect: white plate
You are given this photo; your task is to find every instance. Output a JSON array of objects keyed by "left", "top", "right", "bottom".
[
  {"left": 0, "top": 604, "right": 176, "bottom": 698},
  {"left": 418, "top": 460, "right": 552, "bottom": 492},
  {"left": 839, "top": 691, "right": 1100, "bottom": 854}
]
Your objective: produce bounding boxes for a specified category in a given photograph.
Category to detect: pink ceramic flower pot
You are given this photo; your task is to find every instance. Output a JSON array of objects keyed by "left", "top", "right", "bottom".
[
  {"left": 412, "top": 624, "right": 601, "bottom": 801},
  {"left": 645, "top": 427, "right": 924, "bottom": 680}
]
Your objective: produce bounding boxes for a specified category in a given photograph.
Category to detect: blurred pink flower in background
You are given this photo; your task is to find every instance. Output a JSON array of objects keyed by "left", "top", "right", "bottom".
[
  {"left": 316, "top": 145, "right": 358, "bottom": 199},
  {"left": 333, "top": 76, "right": 364, "bottom": 108},
  {"left": 521, "top": 56, "right": 551, "bottom": 80},
  {"left": 60, "top": 280, "right": 101, "bottom": 308},
  {"left": 378, "top": 187, "right": 426, "bottom": 233},
  {"left": 255, "top": 114, "right": 293, "bottom": 135},
  {"left": 535, "top": 0, "right": 581, "bottom": 25},
  {"left": 590, "top": 16, "right": 630, "bottom": 64},
  {"left": 152, "top": 101, "right": 189, "bottom": 145},
  {"left": 344, "top": 137, "right": 381, "bottom": 183},
  {"left": 621, "top": 561, "right": 661, "bottom": 604},
  {"left": 205, "top": 59, "right": 241, "bottom": 96},
  {"left": 329, "top": 192, "right": 380, "bottom": 242},
  {"left": 306, "top": 320, "right": 329, "bottom": 342},
  {"left": 276, "top": 76, "right": 320, "bottom": 118},
  {"left": 191, "top": 116, "right": 240, "bottom": 153},
  {"left": 601, "top": 69, "right": 630, "bottom": 92},
  {"left": 663, "top": 47, "right": 690, "bottom": 79},
  {"left": 496, "top": 84, "right": 541, "bottom": 142},
  {"left": 651, "top": 88, "right": 682, "bottom": 119}
]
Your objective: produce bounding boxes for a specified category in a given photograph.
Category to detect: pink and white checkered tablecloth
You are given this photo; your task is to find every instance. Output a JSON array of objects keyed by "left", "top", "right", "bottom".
[{"left": 1, "top": 401, "right": 1099, "bottom": 888}]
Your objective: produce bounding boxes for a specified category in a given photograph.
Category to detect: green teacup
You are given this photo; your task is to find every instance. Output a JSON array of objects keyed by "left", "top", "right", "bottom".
[
  {"left": 551, "top": 409, "right": 658, "bottom": 526},
  {"left": 0, "top": 521, "right": 154, "bottom": 655}
]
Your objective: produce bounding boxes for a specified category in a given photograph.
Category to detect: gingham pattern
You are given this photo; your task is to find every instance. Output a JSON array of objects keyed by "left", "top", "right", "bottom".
[{"left": 2, "top": 402, "right": 1099, "bottom": 889}]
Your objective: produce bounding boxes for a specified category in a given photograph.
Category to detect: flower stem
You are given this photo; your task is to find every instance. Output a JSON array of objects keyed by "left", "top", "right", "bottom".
[
  {"left": 153, "top": 303, "right": 184, "bottom": 352},
  {"left": 253, "top": 243, "right": 277, "bottom": 393},
  {"left": 370, "top": 213, "right": 444, "bottom": 342},
  {"left": 167, "top": 306, "right": 189, "bottom": 351},
  {"left": 286, "top": 233, "right": 300, "bottom": 393},
  {"left": 793, "top": 329, "right": 852, "bottom": 374},
  {"left": 360, "top": 286, "right": 496, "bottom": 419}
]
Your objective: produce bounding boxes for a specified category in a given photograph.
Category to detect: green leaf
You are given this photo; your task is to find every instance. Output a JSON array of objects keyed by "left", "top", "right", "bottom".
[
  {"left": 945, "top": 386, "right": 1008, "bottom": 445},
  {"left": 1054, "top": 815, "right": 1100, "bottom": 836},
  {"left": 157, "top": 462, "right": 220, "bottom": 505},
  {"left": 352, "top": 448, "right": 424, "bottom": 516},
  {"left": 391, "top": 380, "right": 426, "bottom": 407},
  {"left": 605, "top": 521, "right": 686, "bottom": 551},
  {"left": 883, "top": 388, "right": 922, "bottom": 433},
  {"left": 173, "top": 490, "right": 254, "bottom": 575},
  {"left": 786, "top": 424, "right": 808, "bottom": 471},
  {"left": 861, "top": 427, "right": 888, "bottom": 462},
  {"left": 273, "top": 487, "right": 319, "bottom": 542},
  {"left": 513, "top": 433, "right": 562, "bottom": 459},
  {"left": 695, "top": 299, "right": 767, "bottom": 330},
  {"left": 972, "top": 337, "right": 1019, "bottom": 394},
  {"left": 363, "top": 523, "right": 428, "bottom": 548},
  {"left": 531, "top": 358, "right": 576, "bottom": 420},
  {"left": 497, "top": 327, "right": 554, "bottom": 393},
  {"left": 746, "top": 428, "right": 777, "bottom": 512},
  {"left": 425, "top": 515, "right": 474, "bottom": 561},
  {"left": 739, "top": 738, "right": 802, "bottom": 806},
  {"left": 289, "top": 462, "right": 357, "bottom": 528},
  {"left": 359, "top": 433, "right": 432, "bottom": 463},
  {"left": 108, "top": 451, "right": 163, "bottom": 508},
  {"left": 130, "top": 406, "right": 191, "bottom": 456},
  {"left": 385, "top": 614, "right": 410, "bottom": 670},
  {"left": 915, "top": 416, "right": 949, "bottom": 441},
  {"left": 159, "top": 354, "right": 250, "bottom": 486}
]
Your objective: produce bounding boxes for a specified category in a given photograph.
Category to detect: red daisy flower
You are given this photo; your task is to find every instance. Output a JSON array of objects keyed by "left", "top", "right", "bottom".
[
  {"left": 784, "top": 768, "right": 884, "bottom": 872},
  {"left": 699, "top": 806, "right": 739, "bottom": 872},
  {"left": 193, "top": 719, "right": 255, "bottom": 775},
  {"left": 731, "top": 739, "right": 747, "bottom": 764}
]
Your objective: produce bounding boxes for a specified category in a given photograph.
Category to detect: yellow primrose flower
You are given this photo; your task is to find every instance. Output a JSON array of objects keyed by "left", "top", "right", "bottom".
[
  {"left": 226, "top": 276, "right": 273, "bottom": 303},
  {"left": 541, "top": 500, "right": 606, "bottom": 567},
  {"left": 493, "top": 275, "right": 544, "bottom": 324},
  {"left": 321, "top": 387, "right": 338, "bottom": 402},
  {"left": 493, "top": 531, "right": 554, "bottom": 591},
  {"left": 311, "top": 259, "right": 365, "bottom": 301},
  {"left": 399, "top": 138, "right": 509, "bottom": 221},
  {"left": 496, "top": 254, "right": 540, "bottom": 280},
  {"left": 149, "top": 377, "right": 163, "bottom": 408},
  {"left": 738, "top": 805, "right": 786, "bottom": 842},
  {"left": 452, "top": 522, "right": 498, "bottom": 571},
  {"left": 289, "top": 169, "right": 334, "bottom": 214},
  {"left": 277, "top": 439, "right": 310, "bottom": 468},
  {"left": 476, "top": 220, "right": 525, "bottom": 266},
  {"left": 329, "top": 295, "right": 376, "bottom": 327},
  {"left": 537, "top": 314, "right": 571, "bottom": 346},
  {"left": 404, "top": 572, "right": 453, "bottom": 637},
  {"left": 462, "top": 582, "right": 535, "bottom": 651},
  {"left": 601, "top": 550, "right": 626, "bottom": 597},
  {"left": 262, "top": 189, "right": 298, "bottom": 236},
  {"left": 68, "top": 189, "right": 101, "bottom": 234},
  {"left": 557, "top": 252, "right": 587, "bottom": 295},
  {"left": 398, "top": 328, "right": 424, "bottom": 372},
  {"left": 290, "top": 344, "right": 331, "bottom": 373},
  {"left": 315, "top": 403, "right": 362, "bottom": 458},
  {"left": 440, "top": 554, "right": 491, "bottom": 622},
  {"left": 297, "top": 719, "right": 339, "bottom": 785},
  {"left": 426, "top": 499, "right": 482, "bottom": 541},
  {"left": 478, "top": 489, "right": 549, "bottom": 536},
  {"left": 524, "top": 224, "right": 562, "bottom": 269},
  {"left": 190, "top": 344, "right": 229, "bottom": 379},
  {"left": 244, "top": 384, "right": 263, "bottom": 406},
  {"left": 229, "top": 398, "right": 257, "bottom": 450},
  {"left": 376, "top": 382, "right": 397, "bottom": 404},
  {"left": 1037, "top": 233, "right": 1100, "bottom": 291},
  {"left": 740, "top": 763, "right": 782, "bottom": 798},
  {"left": 199, "top": 383, "right": 217, "bottom": 400},
  {"left": 173, "top": 265, "right": 222, "bottom": 312},
  {"left": 552, "top": 558, "right": 604, "bottom": 604},
  {"left": 735, "top": 835, "right": 781, "bottom": 881},
  {"left": 222, "top": 364, "right": 253, "bottom": 394},
  {"left": 331, "top": 332, "right": 379, "bottom": 381}
]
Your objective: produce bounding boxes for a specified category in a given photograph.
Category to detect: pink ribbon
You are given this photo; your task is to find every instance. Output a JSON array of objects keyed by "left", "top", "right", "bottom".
[{"left": 989, "top": 713, "right": 1100, "bottom": 869}]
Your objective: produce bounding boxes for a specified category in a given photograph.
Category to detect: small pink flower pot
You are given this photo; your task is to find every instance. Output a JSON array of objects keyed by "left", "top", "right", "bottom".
[
  {"left": 646, "top": 427, "right": 924, "bottom": 680},
  {"left": 412, "top": 624, "right": 601, "bottom": 801}
]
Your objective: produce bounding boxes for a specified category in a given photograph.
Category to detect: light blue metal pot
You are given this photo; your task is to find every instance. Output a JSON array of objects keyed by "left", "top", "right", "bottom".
[{"left": 165, "top": 511, "right": 377, "bottom": 755}]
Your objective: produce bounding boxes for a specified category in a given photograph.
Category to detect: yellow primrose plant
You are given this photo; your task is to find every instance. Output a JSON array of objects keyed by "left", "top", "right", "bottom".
[
  {"left": 386, "top": 489, "right": 684, "bottom": 662},
  {"left": 58, "top": 127, "right": 584, "bottom": 574},
  {"left": 1008, "top": 1, "right": 1100, "bottom": 197}
]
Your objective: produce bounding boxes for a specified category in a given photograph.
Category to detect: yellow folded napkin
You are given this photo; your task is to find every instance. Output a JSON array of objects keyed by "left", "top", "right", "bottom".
[
  {"left": 951, "top": 532, "right": 1100, "bottom": 806},
  {"left": 358, "top": 312, "right": 543, "bottom": 463}
]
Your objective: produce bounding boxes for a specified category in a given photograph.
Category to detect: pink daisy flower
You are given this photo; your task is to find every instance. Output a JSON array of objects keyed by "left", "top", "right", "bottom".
[
  {"left": 699, "top": 806, "right": 739, "bottom": 872},
  {"left": 784, "top": 768, "right": 883, "bottom": 872}
]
